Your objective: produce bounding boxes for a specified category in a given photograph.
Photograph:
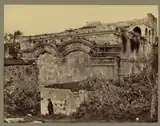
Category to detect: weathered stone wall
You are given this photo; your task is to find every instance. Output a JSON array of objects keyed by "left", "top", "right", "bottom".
[
  {"left": 4, "top": 60, "right": 38, "bottom": 90},
  {"left": 37, "top": 51, "right": 117, "bottom": 114},
  {"left": 37, "top": 51, "right": 117, "bottom": 85},
  {"left": 37, "top": 52, "right": 91, "bottom": 86},
  {"left": 40, "top": 88, "right": 88, "bottom": 115}
]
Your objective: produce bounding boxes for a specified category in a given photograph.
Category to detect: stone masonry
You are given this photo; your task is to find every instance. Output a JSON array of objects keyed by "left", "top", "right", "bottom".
[{"left": 5, "top": 13, "right": 158, "bottom": 115}]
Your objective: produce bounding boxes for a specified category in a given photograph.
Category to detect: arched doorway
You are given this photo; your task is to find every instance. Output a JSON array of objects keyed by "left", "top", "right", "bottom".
[
  {"left": 130, "top": 27, "right": 141, "bottom": 54},
  {"left": 133, "top": 27, "right": 142, "bottom": 36}
]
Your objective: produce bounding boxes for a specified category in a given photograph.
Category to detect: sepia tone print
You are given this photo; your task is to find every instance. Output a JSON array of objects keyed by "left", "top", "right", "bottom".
[{"left": 4, "top": 5, "right": 158, "bottom": 123}]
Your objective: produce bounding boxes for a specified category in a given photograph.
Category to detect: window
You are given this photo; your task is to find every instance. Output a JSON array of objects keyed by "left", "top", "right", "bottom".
[
  {"left": 149, "top": 30, "right": 151, "bottom": 42},
  {"left": 133, "top": 27, "right": 141, "bottom": 36},
  {"left": 145, "top": 28, "right": 148, "bottom": 36}
]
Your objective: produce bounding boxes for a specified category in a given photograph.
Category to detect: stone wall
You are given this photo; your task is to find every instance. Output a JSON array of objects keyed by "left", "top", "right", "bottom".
[
  {"left": 37, "top": 51, "right": 117, "bottom": 115},
  {"left": 40, "top": 88, "right": 88, "bottom": 115},
  {"left": 4, "top": 59, "right": 38, "bottom": 90},
  {"left": 37, "top": 52, "right": 91, "bottom": 86}
]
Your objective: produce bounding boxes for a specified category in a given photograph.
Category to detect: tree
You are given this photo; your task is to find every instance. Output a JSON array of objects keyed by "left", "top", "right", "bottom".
[
  {"left": 71, "top": 74, "right": 154, "bottom": 122},
  {"left": 4, "top": 30, "right": 23, "bottom": 59},
  {"left": 5, "top": 30, "right": 23, "bottom": 43}
]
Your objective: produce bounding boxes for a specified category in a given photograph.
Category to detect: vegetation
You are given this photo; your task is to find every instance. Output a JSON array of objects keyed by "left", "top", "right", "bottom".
[
  {"left": 70, "top": 75, "right": 157, "bottom": 122},
  {"left": 4, "top": 77, "right": 40, "bottom": 117},
  {"left": 70, "top": 45, "right": 158, "bottom": 122},
  {"left": 4, "top": 30, "right": 40, "bottom": 118},
  {"left": 4, "top": 30, "right": 23, "bottom": 59}
]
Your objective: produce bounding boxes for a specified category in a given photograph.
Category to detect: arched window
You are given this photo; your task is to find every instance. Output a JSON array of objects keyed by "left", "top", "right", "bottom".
[
  {"left": 149, "top": 30, "right": 151, "bottom": 42},
  {"left": 145, "top": 28, "right": 148, "bottom": 36},
  {"left": 133, "top": 27, "right": 142, "bottom": 36},
  {"left": 131, "top": 27, "right": 141, "bottom": 53}
]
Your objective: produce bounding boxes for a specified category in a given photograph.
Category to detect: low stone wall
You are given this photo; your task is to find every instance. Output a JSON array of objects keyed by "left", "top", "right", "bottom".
[{"left": 40, "top": 88, "right": 88, "bottom": 115}]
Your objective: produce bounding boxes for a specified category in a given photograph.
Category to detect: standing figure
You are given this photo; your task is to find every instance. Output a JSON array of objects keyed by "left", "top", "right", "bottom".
[{"left": 47, "top": 98, "right": 54, "bottom": 115}]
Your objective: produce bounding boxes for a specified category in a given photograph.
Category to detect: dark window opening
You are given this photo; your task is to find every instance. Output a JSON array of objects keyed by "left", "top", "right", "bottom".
[
  {"left": 130, "top": 39, "right": 136, "bottom": 52},
  {"left": 149, "top": 30, "right": 151, "bottom": 42},
  {"left": 145, "top": 28, "right": 148, "bottom": 36},
  {"left": 133, "top": 27, "right": 142, "bottom": 36},
  {"left": 121, "top": 35, "right": 127, "bottom": 53}
]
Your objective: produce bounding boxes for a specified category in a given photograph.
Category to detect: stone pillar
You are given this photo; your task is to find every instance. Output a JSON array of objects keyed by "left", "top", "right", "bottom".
[
  {"left": 117, "top": 57, "right": 124, "bottom": 84},
  {"left": 113, "top": 57, "right": 118, "bottom": 81}
]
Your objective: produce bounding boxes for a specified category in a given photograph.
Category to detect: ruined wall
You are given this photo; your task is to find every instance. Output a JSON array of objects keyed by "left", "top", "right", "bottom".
[
  {"left": 41, "top": 88, "right": 88, "bottom": 115},
  {"left": 16, "top": 13, "right": 157, "bottom": 115},
  {"left": 37, "top": 51, "right": 117, "bottom": 114},
  {"left": 37, "top": 52, "right": 91, "bottom": 85},
  {"left": 4, "top": 60, "right": 38, "bottom": 90}
]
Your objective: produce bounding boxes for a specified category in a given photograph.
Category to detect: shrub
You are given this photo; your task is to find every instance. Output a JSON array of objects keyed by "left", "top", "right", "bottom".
[
  {"left": 4, "top": 78, "right": 40, "bottom": 117},
  {"left": 71, "top": 74, "right": 157, "bottom": 122}
]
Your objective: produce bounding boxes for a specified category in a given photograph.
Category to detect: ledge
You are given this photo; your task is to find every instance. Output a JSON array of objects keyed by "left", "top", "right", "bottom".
[{"left": 4, "top": 58, "right": 35, "bottom": 66}]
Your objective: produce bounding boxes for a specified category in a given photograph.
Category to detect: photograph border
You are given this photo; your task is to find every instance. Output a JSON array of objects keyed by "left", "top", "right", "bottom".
[{"left": 1, "top": 1, "right": 160, "bottom": 126}]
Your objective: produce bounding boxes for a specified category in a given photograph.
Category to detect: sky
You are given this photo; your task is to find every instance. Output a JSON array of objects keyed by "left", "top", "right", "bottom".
[{"left": 4, "top": 5, "right": 158, "bottom": 36}]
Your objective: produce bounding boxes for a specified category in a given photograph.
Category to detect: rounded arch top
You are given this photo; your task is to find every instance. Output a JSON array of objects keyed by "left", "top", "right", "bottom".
[
  {"left": 31, "top": 42, "right": 61, "bottom": 58},
  {"left": 145, "top": 28, "right": 148, "bottom": 36},
  {"left": 133, "top": 27, "right": 142, "bottom": 36},
  {"left": 62, "top": 47, "right": 93, "bottom": 57},
  {"left": 58, "top": 38, "right": 95, "bottom": 57},
  {"left": 58, "top": 38, "right": 95, "bottom": 50},
  {"left": 32, "top": 42, "right": 58, "bottom": 52}
]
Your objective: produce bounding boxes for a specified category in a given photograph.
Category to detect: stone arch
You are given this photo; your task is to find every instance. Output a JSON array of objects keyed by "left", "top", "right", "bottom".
[
  {"left": 32, "top": 43, "right": 58, "bottom": 52},
  {"left": 34, "top": 49, "right": 52, "bottom": 58},
  {"left": 58, "top": 38, "right": 95, "bottom": 50},
  {"left": 59, "top": 38, "right": 95, "bottom": 57},
  {"left": 133, "top": 27, "right": 142, "bottom": 36},
  {"left": 62, "top": 47, "right": 93, "bottom": 57},
  {"left": 31, "top": 42, "right": 61, "bottom": 58},
  {"left": 130, "top": 26, "right": 142, "bottom": 54}
]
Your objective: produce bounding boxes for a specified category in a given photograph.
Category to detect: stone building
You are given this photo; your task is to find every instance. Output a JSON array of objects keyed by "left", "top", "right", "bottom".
[{"left": 4, "top": 13, "right": 158, "bottom": 115}]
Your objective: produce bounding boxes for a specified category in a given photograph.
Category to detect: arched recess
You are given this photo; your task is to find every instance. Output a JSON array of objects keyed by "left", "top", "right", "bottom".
[
  {"left": 149, "top": 30, "right": 151, "bottom": 42},
  {"left": 32, "top": 43, "right": 58, "bottom": 52},
  {"left": 34, "top": 49, "right": 52, "bottom": 58},
  {"left": 59, "top": 38, "right": 95, "bottom": 57},
  {"left": 145, "top": 28, "right": 148, "bottom": 36},
  {"left": 62, "top": 47, "right": 93, "bottom": 57},
  {"left": 31, "top": 42, "right": 61, "bottom": 58},
  {"left": 130, "top": 26, "right": 142, "bottom": 54},
  {"left": 133, "top": 27, "right": 142, "bottom": 36},
  {"left": 58, "top": 38, "right": 95, "bottom": 51}
]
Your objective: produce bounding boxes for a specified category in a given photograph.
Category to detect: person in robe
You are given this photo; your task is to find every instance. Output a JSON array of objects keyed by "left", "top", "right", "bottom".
[{"left": 47, "top": 98, "right": 54, "bottom": 115}]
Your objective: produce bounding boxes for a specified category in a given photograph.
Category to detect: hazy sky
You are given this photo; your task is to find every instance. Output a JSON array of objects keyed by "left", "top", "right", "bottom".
[{"left": 4, "top": 5, "right": 158, "bottom": 36}]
